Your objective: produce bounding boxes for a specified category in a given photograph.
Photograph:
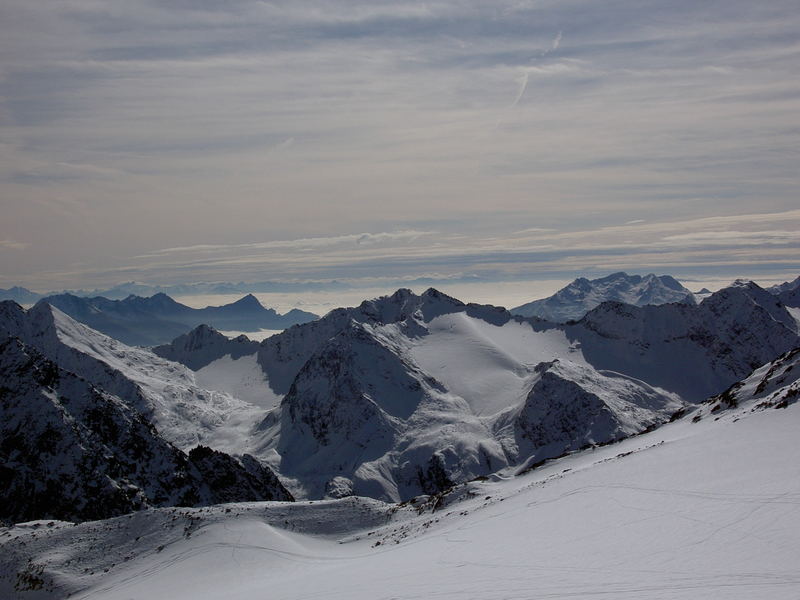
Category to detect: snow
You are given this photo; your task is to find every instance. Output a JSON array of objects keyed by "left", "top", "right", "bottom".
[
  {"left": 48, "top": 306, "right": 265, "bottom": 453},
  {"left": 194, "top": 353, "right": 281, "bottom": 409},
  {"left": 787, "top": 306, "right": 800, "bottom": 328},
  {"left": 219, "top": 328, "right": 282, "bottom": 342},
  {"left": 409, "top": 312, "right": 580, "bottom": 417},
  {"left": 6, "top": 394, "right": 800, "bottom": 600}
]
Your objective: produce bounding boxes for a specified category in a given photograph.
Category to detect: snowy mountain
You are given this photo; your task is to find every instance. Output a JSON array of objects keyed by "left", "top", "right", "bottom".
[
  {"left": 38, "top": 292, "right": 317, "bottom": 346},
  {"left": 768, "top": 275, "right": 800, "bottom": 295},
  {"left": 0, "top": 336, "right": 292, "bottom": 525},
  {"left": 568, "top": 279, "right": 799, "bottom": 400},
  {"left": 3, "top": 357, "right": 800, "bottom": 600},
  {"left": 0, "top": 301, "right": 264, "bottom": 452},
  {"left": 511, "top": 272, "right": 694, "bottom": 322},
  {"left": 768, "top": 276, "right": 800, "bottom": 308},
  {"left": 149, "top": 283, "right": 799, "bottom": 501},
  {"left": 494, "top": 359, "right": 683, "bottom": 465},
  {"left": 2, "top": 279, "right": 797, "bottom": 513}
]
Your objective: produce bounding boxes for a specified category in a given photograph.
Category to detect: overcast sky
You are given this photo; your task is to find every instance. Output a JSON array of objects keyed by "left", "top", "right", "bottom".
[{"left": 1, "top": 0, "right": 798, "bottom": 295}]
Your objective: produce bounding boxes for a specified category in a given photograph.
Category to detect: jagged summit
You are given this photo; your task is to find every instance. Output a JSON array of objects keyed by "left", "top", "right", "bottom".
[
  {"left": 767, "top": 275, "right": 800, "bottom": 308},
  {"left": 769, "top": 276, "right": 800, "bottom": 294},
  {"left": 511, "top": 272, "right": 694, "bottom": 323},
  {"left": 351, "top": 287, "right": 466, "bottom": 325},
  {"left": 702, "top": 279, "right": 797, "bottom": 333}
]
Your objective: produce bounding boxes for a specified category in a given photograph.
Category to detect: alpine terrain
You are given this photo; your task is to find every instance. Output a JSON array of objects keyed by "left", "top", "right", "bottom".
[
  {"left": 511, "top": 272, "right": 695, "bottom": 322},
  {"left": 1, "top": 275, "right": 799, "bottom": 599}
]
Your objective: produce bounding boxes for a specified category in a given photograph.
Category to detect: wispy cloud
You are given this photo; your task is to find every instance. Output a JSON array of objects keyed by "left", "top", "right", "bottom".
[
  {"left": 0, "top": 239, "right": 29, "bottom": 250},
  {"left": 0, "top": 1, "right": 798, "bottom": 290},
  {"left": 139, "top": 230, "right": 434, "bottom": 258}
]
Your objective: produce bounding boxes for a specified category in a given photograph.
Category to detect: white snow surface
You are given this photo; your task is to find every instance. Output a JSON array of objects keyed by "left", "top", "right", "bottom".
[
  {"left": 4, "top": 390, "right": 800, "bottom": 600},
  {"left": 194, "top": 352, "right": 281, "bottom": 410},
  {"left": 219, "top": 328, "right": 282, "bottom": 342},
  {"left": 409, "top": 312, "right": 581, "bottom": 416},
  {"left": 48, "top": 305, "right": 265, "bottom": 452}
]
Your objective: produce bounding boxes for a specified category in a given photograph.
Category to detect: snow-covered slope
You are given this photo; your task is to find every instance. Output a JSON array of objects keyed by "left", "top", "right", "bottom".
[
  {"left": 260, "top": 320, "right": 511, "bottom": 501},
  {"left": 0, "top": 301, "right": 263, "bottom": 452},
  {"left": 4, "top": 367, "right": 800, "bottom": 600},
  {"left": 493, "top": 359, "right": 683, "bottom": 464},
  {"left": 511, "top": 272, "right": 694, "bottom": 322},
  {"left": 697, "top": 346, "right": 800, "bottom": 418},
  {"left": 0, "top": 337, "right": 292, "bottom": 525}
]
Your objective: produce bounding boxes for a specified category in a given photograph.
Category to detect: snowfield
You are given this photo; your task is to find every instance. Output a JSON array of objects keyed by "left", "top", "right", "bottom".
[{"left": 4, "top": 391, "right": 799, "bottom": 600}]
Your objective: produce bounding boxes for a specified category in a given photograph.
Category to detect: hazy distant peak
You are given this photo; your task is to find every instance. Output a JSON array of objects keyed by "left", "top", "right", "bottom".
[
  {"left": 511, "top": 272, "right": 693, "bottom": 323},
  {"left": 230, "top": 293, "right": 264, "bottom": 308}
]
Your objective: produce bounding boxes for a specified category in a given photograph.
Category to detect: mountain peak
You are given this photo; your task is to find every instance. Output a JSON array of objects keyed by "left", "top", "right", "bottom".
[
  {"left": 231, "top": 293, "right": 264, "bottom": 309},
  {"left": 512, "top": 272, "right": 693, "bottom": 323}
]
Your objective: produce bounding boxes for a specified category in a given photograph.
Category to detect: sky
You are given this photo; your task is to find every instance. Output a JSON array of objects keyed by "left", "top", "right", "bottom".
[{"left": 1, "top": 0, "right": 799, "bottom": 304}]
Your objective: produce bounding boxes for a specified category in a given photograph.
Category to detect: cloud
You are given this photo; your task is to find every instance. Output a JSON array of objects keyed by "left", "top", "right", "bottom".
[
  {"left": 1, "top": 1, "right": 798, "bottom": 290},
  {"left": 139, "top": 230, "right": 434, "bottom": 258},
  {"left": 0, "top": 239, "right": 29, "bottom": 250},
  {"left": 551, "top": 31, "right": 563, "bottom": 52}
]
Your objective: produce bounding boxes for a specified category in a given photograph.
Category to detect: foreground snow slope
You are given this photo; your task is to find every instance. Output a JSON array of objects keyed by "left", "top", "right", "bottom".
[{"left": 4, "top": 374, "right": 799, "bottom": 600}]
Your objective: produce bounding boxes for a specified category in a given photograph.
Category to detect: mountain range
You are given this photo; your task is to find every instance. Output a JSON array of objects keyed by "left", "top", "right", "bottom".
[
  {"left": 35, "top": 293, "right": 317, "bottom": 346},
  {"left": 510, "top": 272, "right": 696, "bottom": 322},
  {"left": 155, "top": 280, "right": 798, "bottom": 501},
  {"left": 2, "top": 273, "right": 800, "bottom": 598},
  {"left": 3, "top": 335, "right": 799, "bottom": 599}
]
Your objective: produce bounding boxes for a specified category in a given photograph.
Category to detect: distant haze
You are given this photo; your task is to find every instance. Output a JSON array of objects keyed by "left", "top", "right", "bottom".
[{"left": 1, "top": 1, "right": 798, "bottom": 292}]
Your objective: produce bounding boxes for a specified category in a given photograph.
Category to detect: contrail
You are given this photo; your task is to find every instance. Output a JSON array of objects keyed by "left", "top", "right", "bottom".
[
  {"left": 511, "top": 71, "right": 530, "bottom": 108},
  {"left": 551, "top": 30, "right": 562, "bottom": 52}
]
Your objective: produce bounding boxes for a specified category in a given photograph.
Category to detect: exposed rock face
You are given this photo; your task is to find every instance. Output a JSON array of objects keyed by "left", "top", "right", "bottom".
[
  {"left": 187, "top": 445, "right": 293, "bottom": 504},
  {"left": 0, "top": 337, "right": 292, "bottom": 524}
]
